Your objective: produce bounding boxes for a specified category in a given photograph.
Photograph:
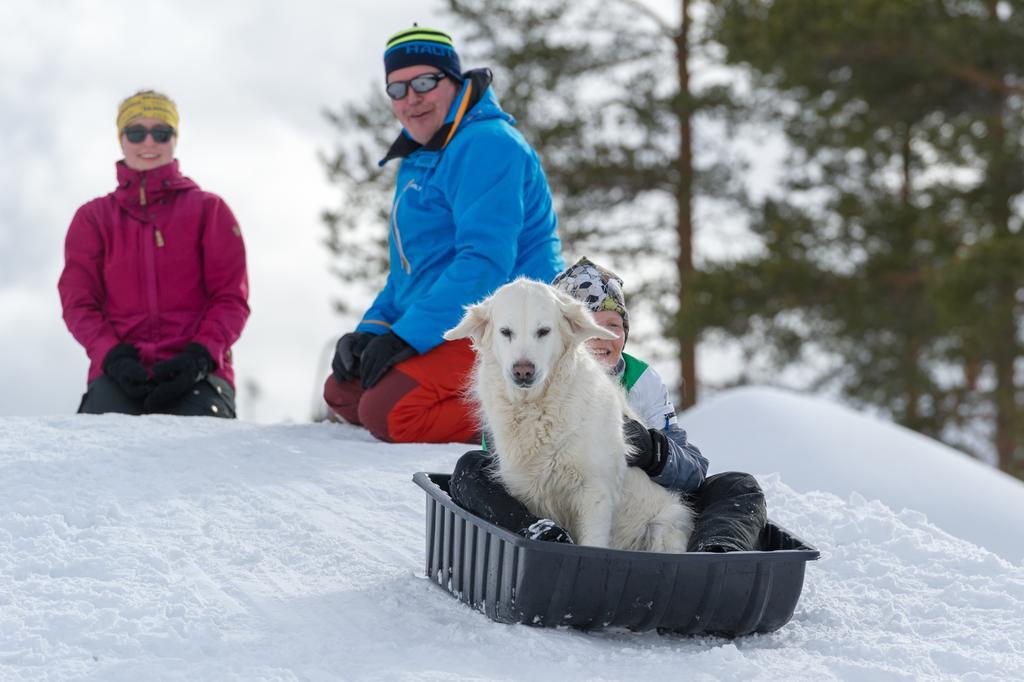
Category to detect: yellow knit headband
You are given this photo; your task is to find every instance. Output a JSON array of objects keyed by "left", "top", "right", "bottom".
[{"left": 116, "top": 92, "right": 179, "bottom": 135}]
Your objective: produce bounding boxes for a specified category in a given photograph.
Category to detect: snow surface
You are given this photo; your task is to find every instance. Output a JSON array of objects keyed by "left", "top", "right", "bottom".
[{"left": 2, "top": 388, "right": 1023, "bottom": 680}]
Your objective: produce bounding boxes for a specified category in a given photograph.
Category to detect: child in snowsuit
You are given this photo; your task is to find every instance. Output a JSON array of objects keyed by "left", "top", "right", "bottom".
[{"left": 450, "top": 257, "right": 767, "bottom": 552}]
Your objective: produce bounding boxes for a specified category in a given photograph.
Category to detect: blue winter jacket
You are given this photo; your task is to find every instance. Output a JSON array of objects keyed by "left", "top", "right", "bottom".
[{"left": 357, "top": 69, "right": 564, "bottom": 352}]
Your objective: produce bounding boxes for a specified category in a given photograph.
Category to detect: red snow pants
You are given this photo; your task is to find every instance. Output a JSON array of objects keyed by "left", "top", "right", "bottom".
[{"left": 323, "top": 338, "right": 478, "bottom": 444}]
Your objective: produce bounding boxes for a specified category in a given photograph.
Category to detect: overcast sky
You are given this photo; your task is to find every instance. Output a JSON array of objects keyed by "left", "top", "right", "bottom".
[{"left": 0, "top": 0, "right": 476, "bottom": 422}]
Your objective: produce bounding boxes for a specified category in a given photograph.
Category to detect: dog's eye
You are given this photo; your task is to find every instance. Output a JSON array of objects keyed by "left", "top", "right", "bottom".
[
  {"left": 499, "top": 327, "right": 513, "bottom": 339},
  {"left": 536, "top": 327, "right": 550, "bottom": 338}
]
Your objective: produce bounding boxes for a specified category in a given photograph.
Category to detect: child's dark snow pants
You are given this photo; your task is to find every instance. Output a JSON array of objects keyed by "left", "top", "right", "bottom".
[{"left": 450, "top": 449, "right": 767, "bottom": 552}]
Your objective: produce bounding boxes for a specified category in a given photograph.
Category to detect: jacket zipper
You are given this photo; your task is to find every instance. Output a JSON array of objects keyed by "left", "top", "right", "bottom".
[
  {"left": 143, "top": 223, "right": 160, "bottom": 340},
  {"left": 391, "top": 178, "right": 415, "bottom": 274}
]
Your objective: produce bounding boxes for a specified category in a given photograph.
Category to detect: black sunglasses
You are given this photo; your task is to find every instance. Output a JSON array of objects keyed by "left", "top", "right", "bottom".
[
  {"left": 386, "top": 72, "right": 447, "bottom": 100},
  {"left": 123, "top": 125, "right": 176, "bottom": 144}
]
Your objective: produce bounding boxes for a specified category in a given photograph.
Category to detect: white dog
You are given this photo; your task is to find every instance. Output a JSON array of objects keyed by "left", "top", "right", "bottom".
[{"left": 444, "top": 278, "right": 694, "bottom": 552}]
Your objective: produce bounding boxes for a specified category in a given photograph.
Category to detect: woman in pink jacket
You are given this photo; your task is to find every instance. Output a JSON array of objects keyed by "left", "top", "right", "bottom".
[{"left": 58, "top": 90, "right": 250, "bottom": 417}]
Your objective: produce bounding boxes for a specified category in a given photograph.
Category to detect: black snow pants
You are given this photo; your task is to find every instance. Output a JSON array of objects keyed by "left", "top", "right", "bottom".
[
  {"left": 449, "top": 450, "right": 767, "bottom": 552},
  {"left": 78, "top": 375, "right": 237, "bottom": 418}
]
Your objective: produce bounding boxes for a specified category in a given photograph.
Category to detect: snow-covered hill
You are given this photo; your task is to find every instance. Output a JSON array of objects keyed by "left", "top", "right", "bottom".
[{"left": 1, "top": 389, "right": 1023, "bottom": 680}]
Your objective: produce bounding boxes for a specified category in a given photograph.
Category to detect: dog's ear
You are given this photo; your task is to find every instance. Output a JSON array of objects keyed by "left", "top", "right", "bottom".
[
  {"left": 555, "top": 291, "right": 618, "bottom": 344},
  {"left": 444, "top": 300, "right": 491, "bottom": 343}
]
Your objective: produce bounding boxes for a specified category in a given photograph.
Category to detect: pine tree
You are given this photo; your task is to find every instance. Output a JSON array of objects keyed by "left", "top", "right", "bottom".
[
  {"left": 700, "top": 0, "right": 1024, "bottom": 478},
  {"left": 320, "top": 90, "right": 397, "bottom": 315}
]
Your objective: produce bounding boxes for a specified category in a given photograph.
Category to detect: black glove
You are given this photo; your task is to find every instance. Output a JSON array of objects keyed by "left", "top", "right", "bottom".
[
  {"left": 102, "top": 343, "right": 153, "bottom": 400},
  {"left": 143, "top": 342, "right": 214, "bottom": 412},
  {"left": 623, "top": 417, "right": 669, "bottom": 476},
  {"left": 359, "top": 332, "right": 417, "bottom": 389},
  {"left": 522, "top": 518, "right": 574, "bottom": 544},
  {"left": 331, "top": 331, "right": 374, "bottom": 382}
]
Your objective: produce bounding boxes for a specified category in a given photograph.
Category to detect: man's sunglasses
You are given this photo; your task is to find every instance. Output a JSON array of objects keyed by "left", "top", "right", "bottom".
[
  {"left": 386, "top": 72, "right": 447, "bottom": 101},
  {"left": 123, "top": 125, "right": 176, "bottom": 144}
]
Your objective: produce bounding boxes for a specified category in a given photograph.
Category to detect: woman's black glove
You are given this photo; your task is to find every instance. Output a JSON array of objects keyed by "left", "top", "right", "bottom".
[
  {"left": 623, "top": 417, "right": 669, "bottom": 476},
  {"left": 359, "top": 332, "right": 416, "bottom": 389},
  {"left": 331, "top": 331, "right": 374, "bottom": 382},
  {"left": 144, "top": 343, "right": 214, "bottom": 412},
  {"left": 102, "top": 343, "right": 152, "bottom": 400}
]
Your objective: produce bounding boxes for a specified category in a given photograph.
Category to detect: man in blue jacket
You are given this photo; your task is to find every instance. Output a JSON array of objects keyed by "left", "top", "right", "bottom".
[{"left": 325, "top": 27, "right": 564, "bottom": 443}]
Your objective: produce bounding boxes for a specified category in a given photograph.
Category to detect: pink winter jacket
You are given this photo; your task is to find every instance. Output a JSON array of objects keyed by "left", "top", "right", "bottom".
[{"left": 58, "top": 160, "right": 250, "bottom": 388}]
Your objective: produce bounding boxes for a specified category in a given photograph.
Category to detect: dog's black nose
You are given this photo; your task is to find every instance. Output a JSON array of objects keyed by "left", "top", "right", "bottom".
[{"left": 512, "top": 360, "right": 535, "bottom": 386}]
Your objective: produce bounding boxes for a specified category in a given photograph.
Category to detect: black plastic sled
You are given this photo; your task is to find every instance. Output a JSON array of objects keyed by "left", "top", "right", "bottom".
[{"left": 413, "top": 472, "right": 819, "bottom": 637}]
